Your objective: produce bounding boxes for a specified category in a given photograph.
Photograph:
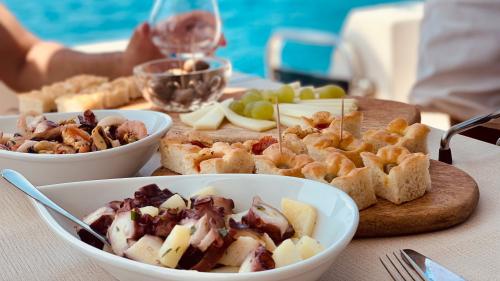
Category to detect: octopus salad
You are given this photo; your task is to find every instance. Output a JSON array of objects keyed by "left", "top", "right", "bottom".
[
  {"left": 0, "top": 110, "right": 148, "bottom": 154},
  {"left": 78, "top": 184, "right": 324, "bottom": 273}
]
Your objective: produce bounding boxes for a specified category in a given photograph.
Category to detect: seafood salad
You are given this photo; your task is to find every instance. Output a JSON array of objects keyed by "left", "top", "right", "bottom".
[
  {"left": 0, "top": 110, "right": 148, "bottom": 154},
  {"left": 78, "top": 185, "right": 324, "bottom": 273}
]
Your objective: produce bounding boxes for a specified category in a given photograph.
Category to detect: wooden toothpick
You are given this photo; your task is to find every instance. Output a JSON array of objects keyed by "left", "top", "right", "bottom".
[
  {"left": 340, "top": 97, "right": 344, "bottom": 143},
  {"left": 275, "top": 98, "right": 283, "bottom": 154}
]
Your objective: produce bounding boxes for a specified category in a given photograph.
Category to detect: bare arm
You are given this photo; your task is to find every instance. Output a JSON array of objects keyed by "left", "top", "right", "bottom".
[{"left": 0, "top": 4, "right": 162, "bottom": 92}]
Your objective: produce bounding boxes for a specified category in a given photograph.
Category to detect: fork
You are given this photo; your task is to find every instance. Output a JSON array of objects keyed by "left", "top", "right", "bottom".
[{"left": 379, "top": 250, "right": 425, "bottom": 281}]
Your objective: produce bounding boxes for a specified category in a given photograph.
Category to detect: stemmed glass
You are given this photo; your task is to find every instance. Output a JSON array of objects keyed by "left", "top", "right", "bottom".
[{"left": 149, "top": 0, "right": 222, "bottom": 56}]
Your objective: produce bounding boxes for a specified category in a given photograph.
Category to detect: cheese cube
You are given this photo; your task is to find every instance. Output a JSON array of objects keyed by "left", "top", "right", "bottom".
[
  {"left": 296, "top": 235, "right": 324, "bottom": 259},
  {"left": 281, "top": 198, "right": 317, "bottom": 237},
  {"left": 139, "top": 206, "right": 159, "bottom": 217},
  {"left": 272, "top": 239, "right": 302, "bottom": 268},
  {"left": 158, "top": 225, "right": 191, "bottom": 268},
  {"left": 160, "top": 194, "right": 187, "bottom": 212}
]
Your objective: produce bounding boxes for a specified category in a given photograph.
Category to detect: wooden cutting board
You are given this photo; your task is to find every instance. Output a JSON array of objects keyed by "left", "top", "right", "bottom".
[
  {"left": 121, "top": 88, "right": 421, "bottom": 143},
  {"left": 151, "top": 160, "right": 479, "bottom": 238},
  {"left": 356, "top": 160, "right": 479, "bottom": 238}
]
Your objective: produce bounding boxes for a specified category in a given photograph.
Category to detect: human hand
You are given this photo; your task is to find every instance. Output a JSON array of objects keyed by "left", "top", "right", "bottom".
[{"left": 122, "top": 22, "right": 164, "bottom": 75}]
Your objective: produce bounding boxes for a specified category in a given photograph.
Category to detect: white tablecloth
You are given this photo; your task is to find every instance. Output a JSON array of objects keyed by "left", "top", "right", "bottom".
[{"left": 1, "top": 75, "right": 499, "bottom": 281}]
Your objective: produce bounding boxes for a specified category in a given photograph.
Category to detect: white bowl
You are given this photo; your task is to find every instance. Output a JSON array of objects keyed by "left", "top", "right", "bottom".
[
  {"left": 33, "top": 175, "right": 359, "bottom": 281},
  {"left": 0, "top": 110, "right": 171, "bottom": 185}
]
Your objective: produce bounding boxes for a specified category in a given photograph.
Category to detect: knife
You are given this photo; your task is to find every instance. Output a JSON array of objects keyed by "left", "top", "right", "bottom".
[{"left": 401, "top": 249, "right": 467, "bottom": 281}]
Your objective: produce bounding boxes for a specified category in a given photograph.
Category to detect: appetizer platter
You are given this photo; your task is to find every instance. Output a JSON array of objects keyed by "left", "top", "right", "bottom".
[
  {"left": 121, "top": 83, "right": 421, "bottom": 143},
  {"left": 149, "top": 84, "right": 478, "bottom": 238},
  {"left": 13, "top": 74, "right": 478, "bottom": 238}
]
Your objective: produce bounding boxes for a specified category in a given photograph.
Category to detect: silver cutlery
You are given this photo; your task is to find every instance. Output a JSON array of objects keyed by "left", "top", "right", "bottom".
[
  {"left": 1, "top": 169, "right": 110, "bottom": 247},
  {"left": 380, "top": 250, "right": 422, "bottom": 281},
  {"left": 380, "top": 249, "right": 466, "bottom": 281}
]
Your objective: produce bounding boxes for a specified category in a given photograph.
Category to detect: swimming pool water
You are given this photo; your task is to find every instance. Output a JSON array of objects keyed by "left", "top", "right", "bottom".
[{"left": 4, "top": 0, "right": 405, "bottom": 76}]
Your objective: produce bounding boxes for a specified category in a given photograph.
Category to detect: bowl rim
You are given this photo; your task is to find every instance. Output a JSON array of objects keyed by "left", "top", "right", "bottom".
[
  {"left": 0, "top": 110, "right": 172, "bottom": 161},
  {"left": 133, "top": 56, "right": 231, "bottom": 77},
  {"left": 33, "top": 174, "right": 359, "bottom": 279}
]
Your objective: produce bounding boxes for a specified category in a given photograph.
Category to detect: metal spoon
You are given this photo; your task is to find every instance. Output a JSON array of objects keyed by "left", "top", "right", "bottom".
[{"left": 1, "top": 169, "right": 110, "bottom": 247}]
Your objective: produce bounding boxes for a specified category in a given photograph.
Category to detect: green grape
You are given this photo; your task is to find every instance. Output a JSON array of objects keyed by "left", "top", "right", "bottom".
[
  {"left": 243, "top": 102, "right": 256, "bottom": 117},
  {"left": 229, "top": 100, "right": 245, "bottom": 115},
  {"left": 318, "top": 85, "right": 346, "bottom": 99},
  {"left": 277, "top": 85, "right": 295, "bottom": 103},
  {"left": 250, "top": 101, "right": 274, "bottom": 120},
  {"left": 241, "top": 89, "right": 262, "bottom": 105},
  {"left": 299, "top": 88, "right": 315, "bottom": 100},
  {"left": 262, "top": 90, "right": 279, "bottom": 103}
]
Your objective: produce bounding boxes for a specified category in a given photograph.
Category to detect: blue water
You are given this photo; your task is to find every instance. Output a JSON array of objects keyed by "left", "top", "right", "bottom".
[{"left": 4, "top": 0, "right": 405, "bottom": 76}]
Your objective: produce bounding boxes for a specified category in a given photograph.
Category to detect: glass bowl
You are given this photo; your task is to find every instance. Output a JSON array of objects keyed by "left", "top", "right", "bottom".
[{"left": 133, "top": 56, "right": 231, "bottom": 112}]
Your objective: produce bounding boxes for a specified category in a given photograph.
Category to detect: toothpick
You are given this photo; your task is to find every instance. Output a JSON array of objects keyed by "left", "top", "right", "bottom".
[
  {"left": 275, "top": 98, "right": 283, "bottom": 154},
  {"left": 340, "top": 97, "right": 344, "bottom": 143}
]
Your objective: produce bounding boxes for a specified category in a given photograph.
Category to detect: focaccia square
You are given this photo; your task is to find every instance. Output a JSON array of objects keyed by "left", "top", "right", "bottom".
[
  {"left": 362, "top": 118, "right": 430, "bottom": 153},
  {"left": 360, "top": 146, "right": 431, "bottom": 205},
  {"left": 281, "top": 126, "right": 319, "bottom": 155},
  {"left": 254, "top": 143, "right": 313, "bottom": 178},
  {"left": 302, "top": 129, "right": 373, "bottom": 167},
  {"left": 197, "top": 142, "right": 255, "bottom": 174},
  {"left": 302, "top": 111, "right": 362, "bottom": 138},
  {"left": 302, "top": 152, "right": 376, "bottom": 210},
  {"left": 160, "top": 138, "right": 204, "bottom": 175},
  {"left": 160, "top": 135, "right": 254, "bottom": 175}
]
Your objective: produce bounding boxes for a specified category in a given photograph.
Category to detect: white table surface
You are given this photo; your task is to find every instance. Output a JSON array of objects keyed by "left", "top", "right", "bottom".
[{"left": 1, "top": 74, "right": 499, "bottom": 281}]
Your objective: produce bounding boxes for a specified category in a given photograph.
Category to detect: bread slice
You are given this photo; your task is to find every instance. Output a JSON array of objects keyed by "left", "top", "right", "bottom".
[
  {"left": 65, "top": 75, "right": 108, "bottom": 92},
  {"left": 120, "top": 76, "right": 143, "bottom": 99},
  {"left": 160, "top": 138, "right": 255, "bottom": 175},
  {"left": 198, "top": 142, "right": 255, "bottom": 174},
  {"left": 18, "top": 91, "right": 54, "bottom": 114},
  {"left": 301, "top": 111, "right": 362, "bottom": 138},
  {"left": 281, "top": 126, "right": 319, "bottom": 155},
  {"left": 254, "top": 144, "right": 313, "bottom": 178},
  {"left": 303, "top": 129, "right": 373, "bottom": 167},
  {"left": 55, "top": 92, "right": 104, "bottom": 112},
  {"left": 99, "top": 78, "right": 131, "bottom": 108},
  {"left": 361, "top": 146, "right": 431, "bottom": 205},
  {"left": 160, "top": 138, "right": 204, "bottom": 175},
  {"left": 302, "top": 152, "right": 376, "bottom": 210},
  {"left": 328, "top": 111, "right": 363, "bottom": 138},
  {"left": 18, "top": 75, "right": 108, "bottom": 114},
  {"left": 363, "top": 118, "right": 430, "bottom": 153}
]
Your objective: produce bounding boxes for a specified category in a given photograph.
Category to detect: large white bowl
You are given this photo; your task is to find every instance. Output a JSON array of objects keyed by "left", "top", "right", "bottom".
[
  {"left": 0, "top": 110, "right": 171, "bottom": 185},
  {"left": 33, "top": 175, "right": 359, "bottom": 281}
]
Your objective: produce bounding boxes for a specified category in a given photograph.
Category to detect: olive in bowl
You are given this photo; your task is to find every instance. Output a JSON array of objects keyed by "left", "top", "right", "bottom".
[{"left": 133, "top": 57, "right": 231, "bottom": 112}]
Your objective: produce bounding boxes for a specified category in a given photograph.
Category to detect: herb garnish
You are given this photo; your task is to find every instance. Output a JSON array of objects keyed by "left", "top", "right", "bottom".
[{"left": 130, "top": 210, "right": 139, "bottom": 221}]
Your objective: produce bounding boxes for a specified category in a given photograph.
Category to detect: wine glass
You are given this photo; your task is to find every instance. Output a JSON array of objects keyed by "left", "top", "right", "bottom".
[{"left": 149, "top": 0, "right": 222, "bottom": 56}]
